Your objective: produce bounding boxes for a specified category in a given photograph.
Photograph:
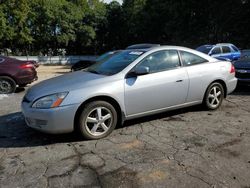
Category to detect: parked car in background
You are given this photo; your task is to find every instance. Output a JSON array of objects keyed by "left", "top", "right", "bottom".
[
  {"left": 71, "top": 51, "right": 121, "bottom": 71},
  {"left": 196, "top": 43, "right": 241, "bottom": 61},
  {"left": 240, "top": 49, "right": 250, "bottom": 59},
  {"left": 0, "top": 56, "right": 38, "bottom": 94},
  {"left": 233, "top": 49, "right": 250, "bottom": 85},
  {"left": 71, "top": 44, "right": 160, "bottom": 72},
  {"left": 22, "top": 46, "right": 237, "bottom": 140}
]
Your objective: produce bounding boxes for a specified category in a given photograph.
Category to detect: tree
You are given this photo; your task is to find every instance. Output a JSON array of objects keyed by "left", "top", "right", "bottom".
[
  {"left": 0, "top": 0, "right": 33, "bottom": 54},
  {"left": 0, "top": 0, "right": 250, "bottom": 55}
]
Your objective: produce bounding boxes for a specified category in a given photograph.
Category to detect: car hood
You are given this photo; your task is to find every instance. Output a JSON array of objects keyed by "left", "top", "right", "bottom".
[
  {"left": 233, "top": 60, "right": 250, "bottom": 69},
  {"left": 26, "top": 71, "right": 107, "bottom": 101}
]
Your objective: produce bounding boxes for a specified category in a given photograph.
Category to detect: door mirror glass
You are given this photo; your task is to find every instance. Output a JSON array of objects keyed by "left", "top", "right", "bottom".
[{"left": 134, "top": 66, "right": 150, "bottom": 75}]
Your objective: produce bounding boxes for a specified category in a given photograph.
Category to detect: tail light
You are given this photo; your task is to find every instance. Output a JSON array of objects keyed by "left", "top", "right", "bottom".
[
  {"left": 230, "top": 64, "right": 235, "bottom": 74},
  {"left": 20, "top": 63, "right": 34, "bottom": 69}
]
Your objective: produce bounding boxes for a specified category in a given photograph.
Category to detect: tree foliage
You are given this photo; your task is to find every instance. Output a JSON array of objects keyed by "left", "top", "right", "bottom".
[{"left": 0, "top": 0, "right": 249, "bottom": 55}]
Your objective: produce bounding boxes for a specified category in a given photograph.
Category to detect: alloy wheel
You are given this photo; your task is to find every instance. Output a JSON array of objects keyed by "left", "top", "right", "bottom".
[
  {"left": 0, "top": 79, "right": 12, "bottom": 94},
  {"left": 207, "top": 86, "right": 223, "bottom": 109},
  {"left": 84, "top": 107, "right": 113, "bottom": 137}
]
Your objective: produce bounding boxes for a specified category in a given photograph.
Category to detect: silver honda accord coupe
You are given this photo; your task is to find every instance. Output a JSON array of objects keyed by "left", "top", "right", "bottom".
[{"left": 22, "top": 46, "right": 237, "bottom": 139}]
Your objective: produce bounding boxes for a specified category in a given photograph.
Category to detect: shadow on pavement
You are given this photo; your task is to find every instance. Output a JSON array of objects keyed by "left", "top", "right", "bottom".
[
  {"left": 123, "top": 105, "right": 203, "bottom": 128},
  {"left": 232, "top": 85, "right": 250, "bottom": 96},
  {"left": 0, "top": 105, "right": 203, "bottom": 148},
  {"left": 0, "top": 112, "right": 83, "bottom": 148},
  {"left": 15, "top": 87, "right": 25, "bottom": 93}
]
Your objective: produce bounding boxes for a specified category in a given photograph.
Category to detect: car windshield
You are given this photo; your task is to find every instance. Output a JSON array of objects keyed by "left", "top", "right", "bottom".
[
  {"left": 196, "top": 45, "right": 213, "bottom": 54},
  {"left": 96, "top": 52, "right": 118, "bottom": 62},
  {"left": 87, "top": 50, "right": 145, "bottom": 75}
]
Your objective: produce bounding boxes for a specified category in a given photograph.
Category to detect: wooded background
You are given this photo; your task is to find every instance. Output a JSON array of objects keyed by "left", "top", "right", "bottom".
[{"left": 0, "top": 0, "right": 249, "bottom": 55}]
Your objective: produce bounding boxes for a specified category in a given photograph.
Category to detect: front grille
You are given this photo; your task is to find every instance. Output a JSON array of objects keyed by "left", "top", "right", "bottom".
[
  {"left": 36, "top": 119, "right": 47, "bottom": 126},
  {"left": 25, "top": 117, "right": 47, "bottom": 127}
]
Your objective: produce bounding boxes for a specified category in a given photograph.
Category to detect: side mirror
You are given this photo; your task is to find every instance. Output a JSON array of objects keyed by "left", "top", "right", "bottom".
[
  {"left": 126, "top": 66, "right": 150, "bottom": 78},
  {"left": 134, "top": 66, "right": 150, "bottom": 75}
]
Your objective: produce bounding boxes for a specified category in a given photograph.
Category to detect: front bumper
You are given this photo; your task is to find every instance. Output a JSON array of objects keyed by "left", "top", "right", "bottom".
[{"left": 21, "top": 102, "right": 79, "bottom": 134}]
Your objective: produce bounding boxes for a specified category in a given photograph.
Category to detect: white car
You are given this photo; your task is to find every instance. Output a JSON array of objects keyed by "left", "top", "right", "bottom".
[{"left": 22, "top": 46, "right": 237, "bottom": 139}]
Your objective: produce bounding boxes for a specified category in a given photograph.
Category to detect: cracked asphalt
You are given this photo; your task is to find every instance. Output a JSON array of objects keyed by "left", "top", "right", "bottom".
[{"left": 0, "top": 66, "right": 250, "bottom": 188}]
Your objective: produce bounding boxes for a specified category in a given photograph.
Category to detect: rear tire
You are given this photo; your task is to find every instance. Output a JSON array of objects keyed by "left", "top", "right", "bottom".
[
  {"left": 203, "top": 82, "right": 224, "bottom": 110},
  {"left": 77, "top": 101, "right": 118, "bottom": 140},
  {"left": 0, "top": 76, "right": 16, "bottom": 94}
]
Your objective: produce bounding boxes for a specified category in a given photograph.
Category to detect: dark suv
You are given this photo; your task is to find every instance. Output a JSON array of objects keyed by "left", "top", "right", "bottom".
[
  {"left": 0, "top": 56, "right": 38, "bottom": 94},
  {"left": 233, "top": 50, "right": 250, "bottom": 85},
  {"left": 196, "top": 43, "right": 241, "bottom": 61}
]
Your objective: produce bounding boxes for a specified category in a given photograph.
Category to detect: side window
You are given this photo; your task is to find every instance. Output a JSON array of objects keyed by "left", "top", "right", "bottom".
[
  {"left": 137, "top": 50, "right": 180, "bottom": 73},
  {"left": 180, "top": 51, "right": 207, "bottom": 66},
  {"left": 211, "top": 47, "right": 221, "bottom": 55},
  {"left": 231, "top": 46, "right": 239, "bottom": 52},
  {"left": 222, "top": 46, "right": 231, "bottom": 53}
]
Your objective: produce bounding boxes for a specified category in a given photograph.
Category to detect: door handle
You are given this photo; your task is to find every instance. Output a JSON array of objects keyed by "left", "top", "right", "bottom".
[{"left": 176, "top": 80, "right": 183, "bottom": 83}]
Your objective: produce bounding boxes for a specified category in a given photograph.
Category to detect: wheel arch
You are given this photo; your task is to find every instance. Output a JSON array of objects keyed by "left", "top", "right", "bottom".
[
  {"left": 206, "top": 79, "right": 227, "bottom": 99},
  {"left": 0, "top": 74, "right": 17, "bottom": 84},
  {"left": 74, "top": 95, "right": 125, "bottom": 131}
]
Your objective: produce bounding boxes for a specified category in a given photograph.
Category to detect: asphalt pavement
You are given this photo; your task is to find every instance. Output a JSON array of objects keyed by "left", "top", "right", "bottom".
[{"left": 0, "top": 66, "right": 250, "bottom": 188}]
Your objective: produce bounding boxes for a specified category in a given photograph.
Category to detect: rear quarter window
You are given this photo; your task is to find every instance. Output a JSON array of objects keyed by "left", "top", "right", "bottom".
[{"left": 180, "top": 51, "right": 207, "bottom": 66}]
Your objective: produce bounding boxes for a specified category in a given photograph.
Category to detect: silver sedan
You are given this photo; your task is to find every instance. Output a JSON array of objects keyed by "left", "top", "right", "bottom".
[{"left": 22, "top": 46, "right": 237, "bottom": 139}]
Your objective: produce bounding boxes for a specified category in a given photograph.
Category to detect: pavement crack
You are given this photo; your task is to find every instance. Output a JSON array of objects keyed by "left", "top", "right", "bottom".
[{"left": 186, "top": 170, "right": 213, "bottom": 187}]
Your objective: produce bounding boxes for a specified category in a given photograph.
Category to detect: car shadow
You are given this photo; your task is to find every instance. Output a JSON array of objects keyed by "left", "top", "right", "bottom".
[
  {"left": 231, "top": 85, "right": 250, "bottom": 96},
  {"left": 0, "top": 105, "right": 204, "bottom": 148},
  {"left": 122, "top": 105, "right": 204, "bottom": 128},
  {"left": 15, "top": 87, "right": 25, "bottom": 93},
  {"left": 55, "top": 71, "right": 71, "bottom": 74},
  {"left": 0, "top": 112, "right": 83, "bottom": 148}
]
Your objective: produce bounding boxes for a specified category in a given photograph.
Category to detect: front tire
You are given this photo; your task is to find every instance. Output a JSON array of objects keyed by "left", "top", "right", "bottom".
[
  {"left": 203, "top": 82, "right": 224, "bottom": 110},
  {"left": 77, "top": 101, "right": 118, "bottom": 140},
  {"left": 0, "top": 76, "right": 16, "bottom": 94}
]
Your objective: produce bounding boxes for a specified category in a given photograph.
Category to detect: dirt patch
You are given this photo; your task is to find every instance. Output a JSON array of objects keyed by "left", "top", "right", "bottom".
[
  {"left": 120, "top": 140, "right": 143, "bottom": 150},
  {"left": 0, "top": 163, "right": 5, "bottom": 174},
  {"left": 138, "top": 170, "right": 168, "bottom": 183},
  {"left": 100, "top": 167, "right": 138, "bottom": 188},
  {"left": 35, "top": 65, "right": 71, "bottom": 82},
  {"left": 208, "top": 139, "right": 242, "bottom": 158},
  {"left": 213, "top": 130, "right": 233, "bottom": 136},
  {"left": 183, "top": 136, "right": 206, "bottom": 147},
  {"left": 163, "top": 116, "right": 185, "bottom": 122}
]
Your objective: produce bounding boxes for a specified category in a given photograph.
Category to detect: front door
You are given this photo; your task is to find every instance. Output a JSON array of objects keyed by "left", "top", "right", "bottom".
[{"left": 124, "top": 50, "right": 189, "bottom": 116}]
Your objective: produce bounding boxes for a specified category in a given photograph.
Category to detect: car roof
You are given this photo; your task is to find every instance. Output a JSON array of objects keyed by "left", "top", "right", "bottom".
[
  {"left": 119, "top": 45, "right": 215, "bottom": 62},
  {"left": 198, "top": 43, "right": 236, "bottom": 48},
  {"left": 126, "top": 43, "right": 161, "bottom": 50},
  {"left": 216, "top": 43, "right": 235, "bottom": 46}
]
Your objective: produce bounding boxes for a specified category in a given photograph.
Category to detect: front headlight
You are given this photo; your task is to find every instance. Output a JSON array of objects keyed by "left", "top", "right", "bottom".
[{"left": 32, "top": 92, "right": 68, "bottom": 109}]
